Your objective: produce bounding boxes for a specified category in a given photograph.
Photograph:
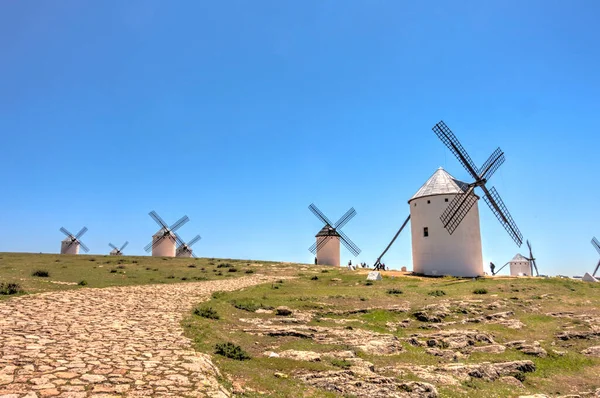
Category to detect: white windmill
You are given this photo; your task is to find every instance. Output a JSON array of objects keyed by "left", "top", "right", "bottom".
[
  {"left": 308, "top": 203, "right": 360, "bottom": 267},
  {"left": 144, "top": 211, "right": 189, "bottom": 257},
  {"left": 372, "top": 121, "right": 523, "bottom": 277},
  {"left": 109, "top": 241, "right": 129, "bottom": 256},
  {"left": 59, "top": 227, "right": 90, "bottom": 255},
  {"left": 176, "top": 235, "right": 202, "bottom": 258}
]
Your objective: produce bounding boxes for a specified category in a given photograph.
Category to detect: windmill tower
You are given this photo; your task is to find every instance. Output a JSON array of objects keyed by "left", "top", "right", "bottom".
[
  {"left": 308, "top": 203, "right": 361, "bottom": 267},
  {"left": 144, "top": 211, "right": 189, "bottom": 257},
  {"left": 591, "top": 237, "right": 600, "bottom": 276},
  {"left": 109, "top": 241, "right": 129, "bottom": 256},
  {"left": 408, "top": 168, "right": 483, "bottom": 276},
  {"left": 408, "top": 121, "right": 523, "bottom": 277},
  {"left": 176, "top": 235, "right": 201, "bottom": 258},
  {"left": 509, "top": 253, "right": 531, "bottom": 276},
  {"left": 59, "top": 227, "right": 90, "bottom": 255}
]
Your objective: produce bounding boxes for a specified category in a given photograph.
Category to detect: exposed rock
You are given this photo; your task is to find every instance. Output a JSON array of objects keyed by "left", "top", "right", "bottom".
[
  {"left": 277, "top": 350, "right": 321, "bottom": 362},
  {"left": 470, "top": 344, "right": 506, "bottom": 354},
  {"left": 582, "top": 346, "right": 600, "bottom": 357},
  {"left": 557, "top": 329, "right": 600, "bottom": 340},
  {"left": 498, "top": 376, "right": 525, "bottom": 388},
  {"left": 297, "top": 370, "right": 438, "bottom": 398},
  {"left": 275, "top": 306, "right": 293, "bottom": 316},
  {"left": 485, "top": 311, "right": 514, "bottom": 320},
  {"left": 425, "top": 348, "right": 464, "bottom": 361},
  {"left": 274, "top": 372, "right": 288, "bottom": 379},
  {"left": 394, "top": 360, "right": 535, "bottom": 383},
  {"left": 413, "top": 304, "right": 450, "bottom": 323},
  {"left": 408, "top": 329, "right": 496, "bottom": 352},
  {"left": 506, "top": 341, "right": 547, "bottom": 357}
]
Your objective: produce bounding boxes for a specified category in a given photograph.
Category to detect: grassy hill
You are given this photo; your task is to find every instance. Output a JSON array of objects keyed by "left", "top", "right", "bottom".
[{"left": 2, "top": 253, "right": 600, "bottom": 397}]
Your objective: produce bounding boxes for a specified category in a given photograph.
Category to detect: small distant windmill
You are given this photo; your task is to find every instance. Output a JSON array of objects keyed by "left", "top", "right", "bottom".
[
  {"left": 308, "top": 203, "right": 361, "bottom": 267},
  {"left": 592, "top": 237, "right": 600, "bottom": 276},
  {"left": 432, "top": 121, "right": 523, "bottom": 247},
  {"left": 176, "top": 235, "right": 201, "bottom": 258},
  {"left": 525, "top": 240, "right": 539, "bottom": 276},
  {"left": 109, "top": 241, "right": 129, "bottom": 256},
  {"left": 144, "top": 211, "right": 189, "bottom": 257},
  {"left": 60, "top": 227, "right": 90, "bottom": 255}
]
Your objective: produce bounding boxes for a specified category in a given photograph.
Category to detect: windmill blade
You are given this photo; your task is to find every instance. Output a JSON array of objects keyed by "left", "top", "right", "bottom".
[
  {"left": 338, "top": 229, "right": 361, "bottom": 256},
  {"left": 120, "top": 241, "right": 129, "bottom": 251},
  {"left": 60, "top": 227, "right": 74, "bottom": 238},
  {"left": 108, "top": 243, "right": 118, "bottom": 251},
  {"left": 169, "top": 215, "right": 190, "bottom": 232},
  {"left": 432, "top": 121, "right": 479, "bottom": 179},
  {"left": 187, "top": 235, "right": 202, "bottom": 247},
  {"left": 315, "top": 235, "right": 333, "bottom": 253},
  {"left": 527, "top": 240, "right": 534, "bottom": 260},
  {"left": 75, "top": 227, "right": 88, "bottom": 239},
  {"left": 373, "top": 215, "right": 411, "bottom": 268},
  {"left": 594, "top": 260, "right": 600, "bottom": 277},
  {"left": 144, "top": 240, "right": 155, "bottom": 252},
  {"left": 308, "top": 241, "right": 318, "bottom": 254},
  {"left": 592, "top": 237, "right": 600, "bottom": 255},
  {"left": 78, "top": 240, "right": 90, "bottom": 253},
  {"left": 308, "top": 203, "right": 334, "bottom": 227},
  {"left": 479, "top": 148, "right": 505, "bottom": 182},
  {"left": 149, "top": 211, "right": 169, "bottom": 229},
  {"left": 192, "top": 252, "right": 198, "bottom": 258},
  {"left": 172, "top": 231, "right": 186, "bottom": 248},
  {"left": 481, "top": 186, "right": 523, "bottom": 246},
  {"left": 531, "top": 259, "right": 539, "bottom": 277},
  {"left": 334, "top": 207, "right": 356, "bottom": 230},
  {"left": 440, "top": 186, "right": 478, "bottom": 235}
]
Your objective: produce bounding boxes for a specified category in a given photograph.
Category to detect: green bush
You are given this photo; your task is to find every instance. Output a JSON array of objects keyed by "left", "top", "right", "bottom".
[
  {"left": 217, "top": 263, "right": 233, "bottom": 268},
  {"left": 387, "top": 288, "right": 403, "bottom": 295},
  {"left": 78, "top": 280, "right": 88, "bottom": 286},
  {"left": 232, "top": 299, "right": 272, "bottom": 312},
  {"left": 0, "top": 282, "right": 23, "bottom": 295},
  {"left": 473, "top": 288, "right": 488, "bottom": 295},
  {"left": 110, "top": 269, "right": 117, "bottom": 273},
  {"left": 194, "top": 306, "right": 220, "bottom": 320},
  {"left": 310, "top": 276, "right": 319, "bottom": 281},
  {"left": 331, "top": 359, "right": 352, "bottom": 369},
  {"left": 245, "top": 269, "right": 254, "bottom": 274},
  {"left": 228, "top": 267, "right": 238, "bottom": 272},
  {"left": 32, "top": 270, "right": 49, "bottom": 277},
  {"left": 215, "top": 342, "right": 250, "bottom": 360},
  {"left": 428, "top": 290, "right": 446, "bottom": 297},
  {"left": 365, "top": 281, "right": 373, "bottom": 286}
]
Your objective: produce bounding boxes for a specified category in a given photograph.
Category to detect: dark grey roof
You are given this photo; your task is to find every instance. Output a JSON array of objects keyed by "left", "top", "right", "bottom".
[
  {"left": 316, "top": 225, "right": 340, "bottom": 238},
  {"left": 409, "top": 167, "right": 470, "bottom": 202}
]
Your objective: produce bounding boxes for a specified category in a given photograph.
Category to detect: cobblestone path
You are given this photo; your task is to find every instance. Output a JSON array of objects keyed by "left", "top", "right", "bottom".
[{"left": 0, "top": 275, "right": 277, "bottom": 398}]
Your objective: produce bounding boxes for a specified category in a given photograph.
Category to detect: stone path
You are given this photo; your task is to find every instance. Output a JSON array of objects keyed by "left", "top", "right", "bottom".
[{"left": 0, "top": 275, "right": 278, "bottom": 398}]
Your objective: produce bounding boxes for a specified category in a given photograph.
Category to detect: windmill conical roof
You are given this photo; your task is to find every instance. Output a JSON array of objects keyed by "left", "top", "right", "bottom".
[
  {"left": 316, "top": 225, "right": 340, "bottom": 238},
  {"left": 511, "top": 253, "right": 529, "bottom": 262},
  {"left": 409, "top": 167, "right": 470, "bottom": 202}
]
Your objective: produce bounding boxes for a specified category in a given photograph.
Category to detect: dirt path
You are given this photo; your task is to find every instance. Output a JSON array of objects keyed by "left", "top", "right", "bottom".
[{"left": 0, "top": 275, "right": 278, "bottom": 398}]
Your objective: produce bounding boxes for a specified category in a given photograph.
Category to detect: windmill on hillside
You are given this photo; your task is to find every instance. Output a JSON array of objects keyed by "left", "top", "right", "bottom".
[
  {"left": 308, "top": 203, "right": 361, "bottom": 267},
  {"left": 144, "top": 211, "right": 189, "bottom": 257},
  {"left": 591, "top": 237, "right": 600, "bottom": 276},
  {"left": 176, "top": 235, "right": 201, "bottom": 258},
  {"left": 109, "top": 241, "right": 129, "bottom": 256},
  {"left": 432, "top": 120, "right": 523, "bottom": 247},
  {"left": 60, "top": 227, "right": 90, "bottom": 255}
]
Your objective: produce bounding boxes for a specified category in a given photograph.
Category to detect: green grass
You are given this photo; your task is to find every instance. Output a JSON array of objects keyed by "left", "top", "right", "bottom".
[
  {"left": 182, "top": 269, "right": 600, "bottom": 397},
  {"left": 0, "top": 252, "right": 295, "bottom": 300}
]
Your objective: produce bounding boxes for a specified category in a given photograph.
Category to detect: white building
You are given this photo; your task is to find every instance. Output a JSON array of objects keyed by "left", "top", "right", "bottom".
[
  {"left": 109, "top": 248, "right": 121, "bottom": 256},
  {"left": 509, "top": 253, "right": 531, "bottom": 276},
  {"left": 152, "top": 230, "right": 177, "bottom": 257},
  {"left": 315, "top": 226, "right": 341, "bottom": 267},
  {"left": 408, "top": 167, "right": 483, "bottom": 277},
  {"left": 60, "top": 239, "right": 79, "bottom": 255},
  {"left": 176, "top": 246, "right": 193, "bottom": 258}
]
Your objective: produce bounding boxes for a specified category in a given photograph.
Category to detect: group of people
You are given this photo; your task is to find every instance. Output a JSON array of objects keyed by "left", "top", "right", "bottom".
[{"left": 347, "top": 260, "right": 369, "bottom": 270}]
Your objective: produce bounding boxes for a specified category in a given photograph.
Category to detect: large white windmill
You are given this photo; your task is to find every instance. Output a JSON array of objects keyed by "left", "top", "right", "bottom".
[
  {"left": 144, "top": 211, "right": 189, "bottom": 257},
  {"left": 59, "top": 226, "right": 90, "bottom": 255},
  {"left": 308, "top": 203, "right": 361, "bottom": 267},
  {"left": 372, "top": 121, "right": 523, "bottom": 277}
]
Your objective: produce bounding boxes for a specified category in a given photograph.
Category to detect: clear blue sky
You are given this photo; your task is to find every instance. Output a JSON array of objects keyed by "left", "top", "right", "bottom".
[{"left": 1, "top": 1, "right": 599, "bottom": 276}]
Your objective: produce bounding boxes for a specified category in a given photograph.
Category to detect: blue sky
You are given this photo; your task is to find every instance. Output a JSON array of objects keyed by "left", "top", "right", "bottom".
[{"left": 1, "top": 1, "right": 599, "bottom": 276}]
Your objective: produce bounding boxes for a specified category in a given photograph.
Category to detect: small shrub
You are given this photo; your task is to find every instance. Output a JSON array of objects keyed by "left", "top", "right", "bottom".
[
  {"left": 276, "top": 279, "right": 284, "bottom": 284},
  {"left": 321, "top": 270, "right": 329, "bottom": 273},
  {"left": 215, "top": 342, "right": 250, "bottom": 360},
  {"left": 365, "top": 281, "right": 373, "bottom": 286},
  {"left": 275, "top": 307, "right": 292, "bottom": 316},
  {"left": 428, "top": 290, "right": 446, "bottom": 297},
  {"left": 217, "top": 263, "right": 233, "bottom": 268},
  {"left": 110, "top": 269, "right": 118, "bottom": 273},
  {"left": 89, "top": 258, "right": 96, "bottom": 262},
  {"left": 232, "top": 299, "right": 272, "bottom": 312},
  {"left": 514, "top": 372, "right": 526, "bottom": 382},
  {"left": 331, "top": 359, "right": 352, "bottom": 369},
  {"left": 228, "top": 268, "right": 238, "bottom": 273},
  {"left": 194, "top": 306, "right": 220, "bottom": 320},
  {"left": 117, "top": 265, "right": 126, "bottom": 269},
  {"left": 167, "top": 275, "right": 175, "bottom": 279},
  {"left": 132, "top": 260, "right": 138, "bottom": 264},
  {"left": 473, "top": 288, "right": 488, "bottom": 295},
  {"left": 32, "top": 270, "right": 50, "bottom": 277},
  {"left": 181, "top": 277, "right": 188, "bottom": 281},
  {"left": 245, "top": 269, "right": 254, "bottom": 274},
  {"left": 146, "top": 267, "right": 152, "bottom": 271},
  {"left": 212, "top": 291, "right": 225, "bottom": 299},
  {"left": 188, "top": 264, "right": 196, "bottom": 268},
  {"left": 360, "top": 297, "right": 368, "bottom": 301},
  {"left": 216, "top": 271, "right": 223, "bottom": 276},
  {"left": 310, "top": 276, "right": 319, "bottom": 281},
  {"left": 387, "top": 288, "right": 403, "bottom": 295},
  {"left": 78, "top": 280, "right": 88, "bottom": 286},
  {"left": 0, "top": 282, "right": 23, "bottom": 295}
]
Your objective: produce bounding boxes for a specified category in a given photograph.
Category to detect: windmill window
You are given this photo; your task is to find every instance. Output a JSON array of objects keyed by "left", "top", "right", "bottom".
[
  {"left": 445, "top": 198, "right": 449, "bottom": 202},
  {"left": 427, "top": 200, "right": 431, "bottom": 204},
  {"left": 423, "top": 227, "right": 429, "bottom": 237}
]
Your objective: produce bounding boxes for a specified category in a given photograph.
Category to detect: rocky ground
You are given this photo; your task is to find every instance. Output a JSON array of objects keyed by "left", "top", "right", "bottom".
[{"left": 0, "top": 275, "right": 281, "bottom": 398}]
